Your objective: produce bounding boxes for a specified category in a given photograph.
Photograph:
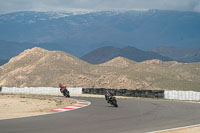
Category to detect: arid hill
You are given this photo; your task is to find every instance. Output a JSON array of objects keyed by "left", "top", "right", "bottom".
[
  {"left": 0, "top": 47, "right": 200, "bottom": 91},
  {"left": 0, "top": 47, "right": 92, "bottom": 87},
  {"left": 99, "top": 57, "right": 136, "bottom": 68}
]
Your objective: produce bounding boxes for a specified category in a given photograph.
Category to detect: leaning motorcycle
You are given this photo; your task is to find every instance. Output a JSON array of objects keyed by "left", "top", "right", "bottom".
[
  {"left": 106, "top": 96, "right": 118, "bottom": 107},
  {"left": 60, "top": 89, "right": 70, "bottom": 98}
]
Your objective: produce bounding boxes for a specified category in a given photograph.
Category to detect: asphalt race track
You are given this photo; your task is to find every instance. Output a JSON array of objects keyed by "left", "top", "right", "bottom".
[{"left": 1, "top": 97, "right": 200, "bottom": 133}]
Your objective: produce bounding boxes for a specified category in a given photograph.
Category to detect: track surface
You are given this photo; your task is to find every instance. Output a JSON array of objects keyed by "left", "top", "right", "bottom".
[{"left": 1, "top": 97, "right": 200, "bottom": 133}]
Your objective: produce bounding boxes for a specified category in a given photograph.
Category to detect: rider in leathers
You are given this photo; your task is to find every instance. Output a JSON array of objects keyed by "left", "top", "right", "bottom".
[
  {"left": 105, "top": 90, "right": 114, "bottom": 103},
  {"left": 59, "top": 83, "right": 68, "bottom": 95}
]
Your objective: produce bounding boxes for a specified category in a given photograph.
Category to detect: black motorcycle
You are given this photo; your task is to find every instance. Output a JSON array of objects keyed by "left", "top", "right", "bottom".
[
  {"left": 60, "top": 89, "right": 70, "bottom": 98},
  {"left": 105, "top": 95, "right": 118, "bottom": 107}
]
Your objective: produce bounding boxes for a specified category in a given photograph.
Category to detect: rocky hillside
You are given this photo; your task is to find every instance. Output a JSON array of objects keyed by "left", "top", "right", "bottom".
[
  {"left": 0, "top": 47, "right": 92, "bottom": 87},
  {"left": 0, "top": 47, "right": 200, "bottom": 91}
]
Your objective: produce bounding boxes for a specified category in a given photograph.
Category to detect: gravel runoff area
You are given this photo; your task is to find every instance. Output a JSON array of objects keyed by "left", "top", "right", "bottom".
[{"left": 0, "top": 93, "right": 76, "bottom": 119}]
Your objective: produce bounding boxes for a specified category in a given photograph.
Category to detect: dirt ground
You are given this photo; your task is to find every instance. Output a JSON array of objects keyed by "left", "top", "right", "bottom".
[{"left": 0, "top": 93, "right": 76, "bottom": 119}]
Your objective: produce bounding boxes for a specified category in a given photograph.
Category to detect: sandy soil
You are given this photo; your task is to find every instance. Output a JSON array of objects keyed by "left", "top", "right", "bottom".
[{"left": 0, "top": 93, "right": 76, "bottom": 119}]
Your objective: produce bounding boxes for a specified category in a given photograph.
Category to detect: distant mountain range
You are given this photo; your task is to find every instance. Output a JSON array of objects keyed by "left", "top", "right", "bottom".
[
  {"left": 152, "top": 46, "right": 200, "bottom": 63},
  {"left": 0, "top": 40, "right": 200, "bottom": 66},
  {"left": 0, "top": 59, "right": 8, "bottom": 66},
  {"left": 81, "top": 46, "right": 172, "bottom": 64},
  {"left": 0, "top": 40, "right": 32, "bottom": 59},
  {"left": 0, "top": 47, "right": 199, "bottom": 91},
  {"left": 0, "top": 10, "right": 200, "bottom": 57}
]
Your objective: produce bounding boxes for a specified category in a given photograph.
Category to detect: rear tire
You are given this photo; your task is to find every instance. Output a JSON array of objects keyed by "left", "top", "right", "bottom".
[
  {"left": 63, "top": 91, "right": 70, "bottom": 98},
  {"left": 112, "top": 99, "right": 118, "bottom": 107}
]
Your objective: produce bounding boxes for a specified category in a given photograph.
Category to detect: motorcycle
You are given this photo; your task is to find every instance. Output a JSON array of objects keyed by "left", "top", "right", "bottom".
[
  {"left": 60, "top": 89, "right": 70, "bottom": 98},
  {"left": 105, "top": 95, "right": 118, "bottom": 107}
]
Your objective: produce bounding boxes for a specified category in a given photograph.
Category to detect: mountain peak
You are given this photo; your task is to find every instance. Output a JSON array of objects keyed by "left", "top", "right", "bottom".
[
  {"left": 81, "top": 46, "right": 172, "bottom": 64},
  {"left": 25, "top": 47, "right": 48, "bottom": 53},
  {"left": 8, "top": 47, "right": 48, "bottom": 64},
  {"left": 141, "top": 59, "right": 163, "bottom": 65},
  {"left": 0, "top": 47, "right": 90, "bottom": 87},
  {"left": 100, "top": 56, "right": 136, "bottom": 68}
]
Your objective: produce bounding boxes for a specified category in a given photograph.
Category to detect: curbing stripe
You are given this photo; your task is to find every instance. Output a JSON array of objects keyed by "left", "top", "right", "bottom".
[
  {"left": 62, "top": 108, "right": 74, "bottom": 109},
  {"left": 51, "top": 100, "right": 91, "bottom": 112},
  {"left": 0, "top": 99, "right": 91, "bottom": 120},
  {"left": 72, "top": 105, "right": 84, "bottom": 107},
  {"left": 77, "top": 103, "right": 90, "bottom": 105}
]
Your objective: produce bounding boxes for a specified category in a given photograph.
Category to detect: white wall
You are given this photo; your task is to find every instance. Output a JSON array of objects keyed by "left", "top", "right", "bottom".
[
  {"left": 1, "top": 87, "right": 83, "bottom": 94},
  {"left": 165, "top": 90, "right": 200, "bottom": 101}
]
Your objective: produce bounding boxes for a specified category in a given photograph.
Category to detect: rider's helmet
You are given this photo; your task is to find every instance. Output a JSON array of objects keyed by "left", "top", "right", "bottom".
[
  {"left": 59, "top": 83, "right": 63, "bottom": 87},
  {"left": 106, "top": 90, "right": 110, "bottom": 94}
]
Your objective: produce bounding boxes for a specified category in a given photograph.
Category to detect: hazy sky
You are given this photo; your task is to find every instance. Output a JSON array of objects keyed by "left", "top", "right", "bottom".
[{"left": 0, "top": 0, "right": 200, "bottom": 14}]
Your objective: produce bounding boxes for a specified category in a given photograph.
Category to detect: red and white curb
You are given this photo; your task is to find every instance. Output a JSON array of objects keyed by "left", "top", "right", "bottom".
[
  {"left": 51, "top": 100, "right": 91, "bottom": 112},
  {"left": 0, "top": 99, "right": 91, "bottom": 121}
]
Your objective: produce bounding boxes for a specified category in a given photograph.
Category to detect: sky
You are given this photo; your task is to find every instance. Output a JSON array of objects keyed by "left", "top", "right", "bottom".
[{"left": 0, "top": 0, "right": 200, "bottom": 14}]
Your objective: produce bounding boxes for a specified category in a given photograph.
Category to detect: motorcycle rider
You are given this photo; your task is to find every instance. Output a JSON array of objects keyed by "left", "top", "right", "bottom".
[
  {"left": 59, "top": 83, "right": 69, "bottom": 95},
  {"left": 105, "top": 90, "right": 114, "bottom": 103}
]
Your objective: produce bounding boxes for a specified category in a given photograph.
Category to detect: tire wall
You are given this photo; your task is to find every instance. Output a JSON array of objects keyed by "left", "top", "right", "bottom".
[{"left": 82, "top": 88, "right": 164, "bottom": 98}]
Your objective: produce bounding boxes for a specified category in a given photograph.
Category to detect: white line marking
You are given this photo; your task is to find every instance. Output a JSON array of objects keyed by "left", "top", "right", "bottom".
[{"left": 148, "top": 123, "right": 200, "bottom": 133}]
